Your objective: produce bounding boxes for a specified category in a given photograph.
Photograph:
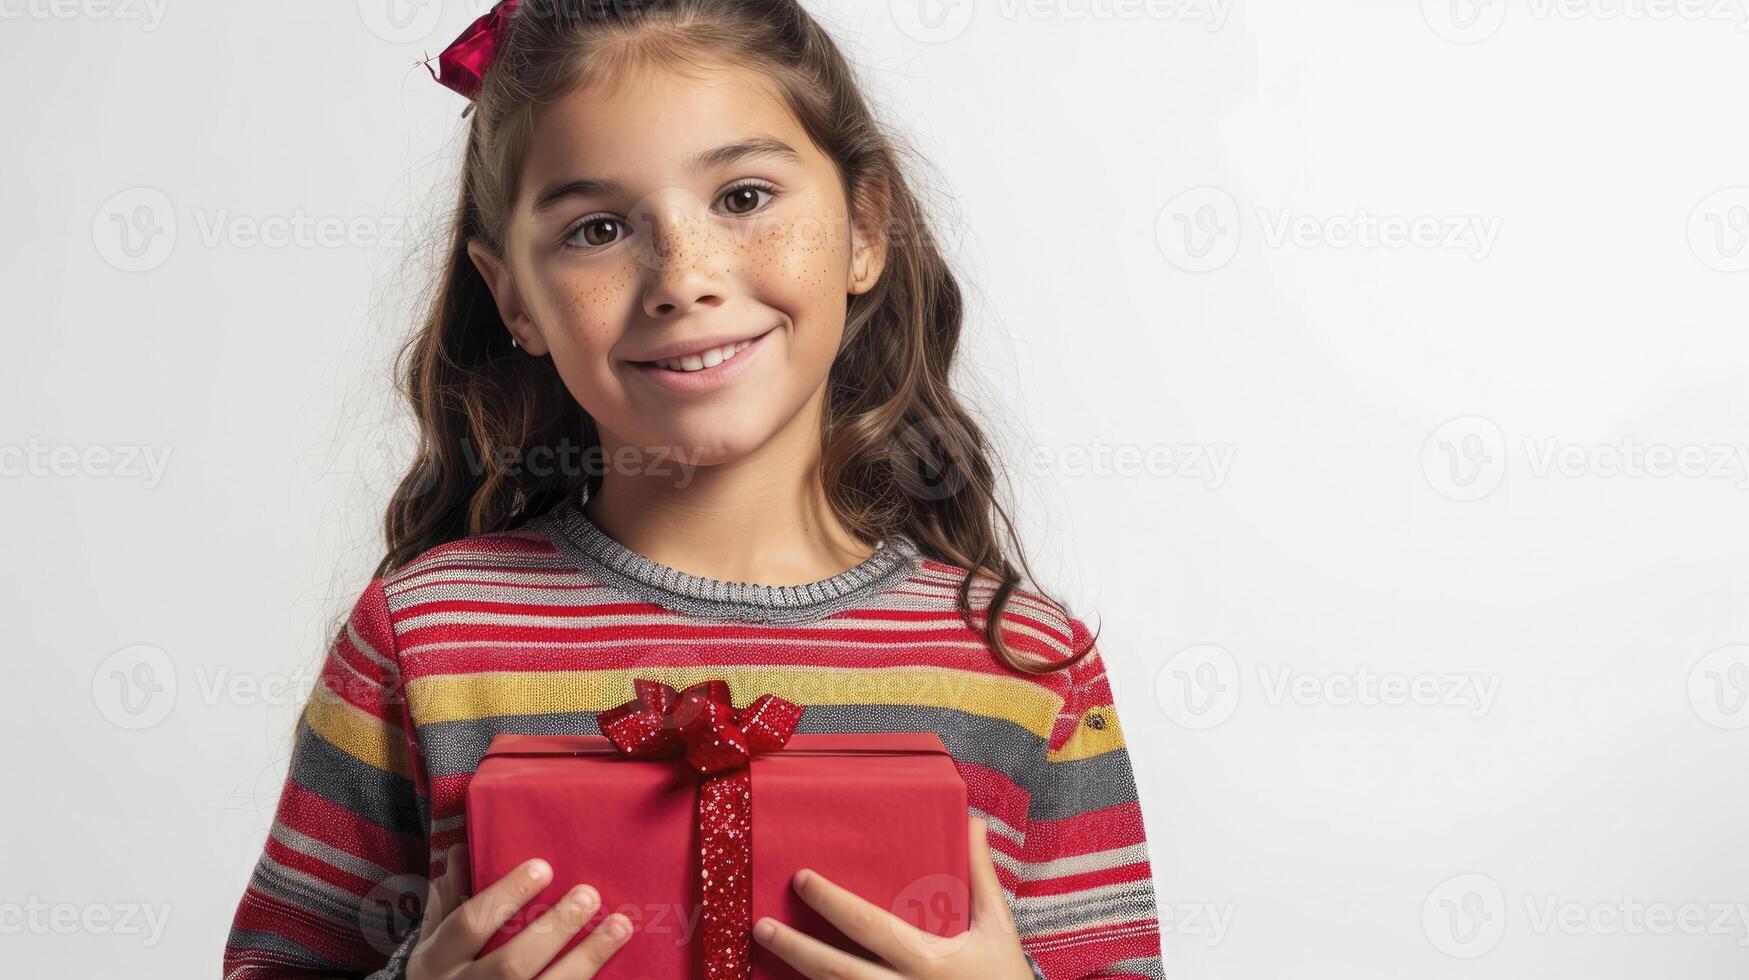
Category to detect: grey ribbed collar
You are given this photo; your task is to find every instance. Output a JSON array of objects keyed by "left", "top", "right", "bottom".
[{"left": 529, "top": 493, "right": 923, "bottom": 624}]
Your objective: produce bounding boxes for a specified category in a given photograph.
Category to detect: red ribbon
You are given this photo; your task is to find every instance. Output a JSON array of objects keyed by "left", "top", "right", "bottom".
[
  {"left": 598, "top": 678, "right": 804, "bottom": 980},
  {"left": 422, "top": 0, "right": 521, "bottom": 101}
]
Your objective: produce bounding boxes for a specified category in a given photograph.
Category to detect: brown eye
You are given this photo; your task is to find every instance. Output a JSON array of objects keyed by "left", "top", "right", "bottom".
[
  {"left": 577, "top": 218, "right": 622, "bottom": 247},
  {"left": 720, "top": 184, "right": 773, "bottom": 215}
]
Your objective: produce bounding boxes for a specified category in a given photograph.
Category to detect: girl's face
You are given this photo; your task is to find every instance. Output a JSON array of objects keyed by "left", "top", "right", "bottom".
[{"left": 468, "top": 60, "right": 885, "bottom": 470}]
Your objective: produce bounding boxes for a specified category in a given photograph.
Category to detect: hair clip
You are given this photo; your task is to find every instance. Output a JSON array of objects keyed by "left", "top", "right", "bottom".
[{"left": 422, "top": 0, "right": 521, "bottom": 100}]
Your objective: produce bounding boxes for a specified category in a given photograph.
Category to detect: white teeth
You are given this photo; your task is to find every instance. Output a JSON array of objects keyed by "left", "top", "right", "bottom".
[{"left": 656, "top": 338, "right": 755, "bottom": 372}]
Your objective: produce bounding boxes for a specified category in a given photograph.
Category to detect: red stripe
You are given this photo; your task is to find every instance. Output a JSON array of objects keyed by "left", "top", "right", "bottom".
[
  {"left": 1021, "top": 801, "right": 1149, "bottom": 858},
  {"left": 1018, "top": 859, "right": 1155, "bottom": 898},
  {"left": 275, "top": 782, "right": 425, "bottom": 869},
  {"left": 229, "top": 890, "right": 367, "bottom": 969},
  {"left": 1024, "top": 920, "right": 1163, "bottom": 978}
]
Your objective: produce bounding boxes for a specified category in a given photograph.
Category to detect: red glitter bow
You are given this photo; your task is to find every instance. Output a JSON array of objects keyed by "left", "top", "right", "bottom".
[
  {"left": 597, "top": 678, "right": 804, "bottom": 980},
  {"left": 422, "top": 0, "right": 520, "bottom": 100}
]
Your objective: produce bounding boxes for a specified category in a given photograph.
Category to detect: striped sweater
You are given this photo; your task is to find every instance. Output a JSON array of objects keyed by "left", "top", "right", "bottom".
[{"left": 222, "top": 494, "right": 1166, "bottom": 979}]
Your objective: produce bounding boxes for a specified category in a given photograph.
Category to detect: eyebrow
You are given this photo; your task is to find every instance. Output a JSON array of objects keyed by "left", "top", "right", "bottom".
[{"left": 529, "top": 136, "right": 804, "bottom": 216}]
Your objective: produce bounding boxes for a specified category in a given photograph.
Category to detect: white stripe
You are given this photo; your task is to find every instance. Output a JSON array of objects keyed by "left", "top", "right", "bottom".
[
  {"left": 1003, "top": 842, "right": 1151, "bottom": 881},
  {"left": 969, "top": 805, "right": 1026, "bottom": 843},
  {"left": 330, "top": 641, "right": 388, "bottom": 692},
  {"left": 1024, "top": 922, "right": 1162, "bottom": 952},
  {"left": 254, "top": 854, "right": 369, "bottom": 917},
  {"left": 391, "top": 603, "right": 1077, "bottom": 648},
  {"left": 1013, "top": 878, "right": 1156, "bottom": 915},
  {"left": 269, "top": 822, "right": 396, "bottom": 882},
  {"left": 393, "top": 615, "right": 1018, "bottom": 644},
  {"left": 345, "top": 621, "right": 396, "bottom": 672},
  {"left": 387, "top": 565, "right": 590, "bottom": 596}
]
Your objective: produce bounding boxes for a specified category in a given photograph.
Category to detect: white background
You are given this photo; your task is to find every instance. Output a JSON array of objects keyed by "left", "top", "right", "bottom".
[{"left": 4, "top": 0, "right": 1748, "bottom": 977}]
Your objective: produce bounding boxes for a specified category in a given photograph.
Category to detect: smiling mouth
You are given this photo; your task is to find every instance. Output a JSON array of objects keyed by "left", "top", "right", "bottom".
[{"left": 635, "top": 326, "right": 778, "bottom": 373}]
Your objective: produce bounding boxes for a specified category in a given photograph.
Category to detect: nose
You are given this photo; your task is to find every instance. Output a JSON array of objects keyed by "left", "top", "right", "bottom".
[{"left": 634, "top": 192, "right": 731, "bottom": 319}]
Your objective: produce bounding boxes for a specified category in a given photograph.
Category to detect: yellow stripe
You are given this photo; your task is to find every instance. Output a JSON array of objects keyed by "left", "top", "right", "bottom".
[
  {"left": 303, "top": 686, "right": 413, "bottom": 778},
  {"left": 1048, "top": 704, "right": 1128, "bottom": 763},
  {"left": 406, "top": 665, "right": 1061, "bottom": 738}
]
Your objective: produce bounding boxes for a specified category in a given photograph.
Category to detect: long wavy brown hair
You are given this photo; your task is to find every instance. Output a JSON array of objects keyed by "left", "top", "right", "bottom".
[{"left": 374, "top": 0, "right": 1095, "bottom": 675}]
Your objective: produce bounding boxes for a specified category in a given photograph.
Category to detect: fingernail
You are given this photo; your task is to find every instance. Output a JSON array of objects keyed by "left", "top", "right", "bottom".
[
  {"left": 568, "top": 885, "right": 598, "bottom": 911},
  {"left": 527, "top": 859, "right": 551, "bottom": 880},
  {"left": 794, "top": 868, "right": 813, "bottom": 888},
  {"left": 754, "top": 918, "right": 776, "bottom": 942},
  {"left": 605, "top": 914, "right": 631, "bottom": 939}
]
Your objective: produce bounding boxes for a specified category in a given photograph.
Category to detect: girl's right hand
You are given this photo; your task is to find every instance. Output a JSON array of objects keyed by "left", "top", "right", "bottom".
[{"left": 407, "top": 842, "right": 634, "bottom": 980}]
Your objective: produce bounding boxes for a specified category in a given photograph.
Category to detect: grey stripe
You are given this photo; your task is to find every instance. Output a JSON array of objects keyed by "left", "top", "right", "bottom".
[
  {"left": 1013, "top": 880, "right": 1163, "bottom": 936},
  {"left": 223, "top": 927, "right": 348, "bottom": 976},
  {"left": 247, "top": 856, "right": 368, "bottom": 926},
  {"left": 363, "top": 920, "right": 424, "bottom": 980},
  {"left": 417, "top": 710, "right": 603, "bottom": 777},
  {"left": 1026, "top": 749, "right": 1144, "bottom": 821},
  {"left": 417, "top": 702, "right": 1045, "bottom": 786},
  {"left": 419, "top": 702, "right": 1139, "bottom": 815},
  {"left": 1111, "top": 954, "right": 1169, "bottom": 979},
  {"left": 289, "top": 726, "right": 425, "bottom": 837},
  {"left": 248, "top": 854, "right": 429, "bottom": 963},
  {"left": 527, "top": 491, "right": 923, "bottom": 624}
]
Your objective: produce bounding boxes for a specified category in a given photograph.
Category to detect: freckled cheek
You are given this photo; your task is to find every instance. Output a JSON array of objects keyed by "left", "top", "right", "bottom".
[
  {"left": 549, "top": 270, "right": 638, "bottom": 368},
  {"left": 735, "top": 222, "right": 849, "bottom": 320}
]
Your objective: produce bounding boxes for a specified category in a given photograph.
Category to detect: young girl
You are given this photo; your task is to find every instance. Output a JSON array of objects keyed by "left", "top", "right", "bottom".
[{"left": 222, "top": 2, "right": 1163, "bottom": 978}]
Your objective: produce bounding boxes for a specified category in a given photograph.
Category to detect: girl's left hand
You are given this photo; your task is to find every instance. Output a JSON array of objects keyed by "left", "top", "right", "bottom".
[{"left": 752, "top": 814, "right": 1034, "bottom": 979}]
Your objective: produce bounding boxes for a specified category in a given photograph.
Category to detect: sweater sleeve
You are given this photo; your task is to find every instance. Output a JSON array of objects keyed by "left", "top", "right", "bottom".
[
  {"left": 1014, "top": 624, "right": 1166, "bottom": 979},
  {"left": 223, "top": 577, "right": 432, "bottom": 979}
]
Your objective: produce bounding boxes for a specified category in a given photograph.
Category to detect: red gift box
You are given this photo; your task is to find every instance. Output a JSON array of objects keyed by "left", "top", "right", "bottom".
[{"left": 465, "top": 728, "right": 971, "bottom": 978}]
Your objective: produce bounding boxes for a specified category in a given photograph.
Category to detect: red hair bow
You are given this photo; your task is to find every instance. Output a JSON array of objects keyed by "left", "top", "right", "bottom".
[{"left": 423, "top": 0, "right": 521, "bottom": 100}]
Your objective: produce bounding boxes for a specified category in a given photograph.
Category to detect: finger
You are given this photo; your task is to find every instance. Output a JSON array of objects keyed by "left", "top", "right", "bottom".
[
  {"left": 424, "top": 856, "right": 554, "bottom": 963},
  {"left": 540, "top": 910, "right": 637, "bottom": 978},
  {"left": 421, "top": 842, "right": 467, "bottom": 931},
  {"left": 479, "top": 882, "right": 602, "bottom": 977},
  {"left": 968, "top": 816, "right": 1018, "bottom": 936},
  {"left": 752, "top": 914, "right": 897, "bottom": 980},
  {"left": 785, "top": 868, "right": 929, "bottom": 972}
]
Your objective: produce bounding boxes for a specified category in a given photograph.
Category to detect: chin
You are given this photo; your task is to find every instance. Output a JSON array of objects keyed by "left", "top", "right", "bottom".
[{"left": 621, "top": 419, "right": 775, "bottom": 471}]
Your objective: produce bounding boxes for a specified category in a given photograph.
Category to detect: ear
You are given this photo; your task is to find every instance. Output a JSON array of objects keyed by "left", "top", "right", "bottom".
[
  {"left": 845, "top": 174, "right": 891, "bottom": 297},
  {"left": 465, "top": 238, "right": 551, "bottom": 356}
]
